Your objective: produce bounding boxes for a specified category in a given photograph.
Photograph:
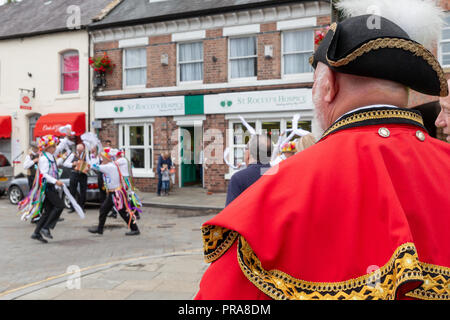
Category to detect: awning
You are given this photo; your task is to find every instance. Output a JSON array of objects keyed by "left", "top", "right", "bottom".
[
  {"left": 34, "top": 112, "right": 86, "bottom": 138},
  {"left": 0, "top": 116, "right": 12, "bottom": 139}
]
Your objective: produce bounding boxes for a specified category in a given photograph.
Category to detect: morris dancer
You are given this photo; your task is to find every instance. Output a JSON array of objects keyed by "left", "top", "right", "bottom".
[
  {"left": 116, "top": 149, "right": 142, "bottom": 219},
  {"left": 88, "top": 148, "right": 140, "bottom": 236},
  {"left": 19, "top": 135, "right": 70, "bottom": 243}
]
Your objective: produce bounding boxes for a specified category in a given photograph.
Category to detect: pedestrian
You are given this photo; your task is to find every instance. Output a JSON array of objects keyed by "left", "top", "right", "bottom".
[
  {"left": 225, "top": 134, "right": 272, "bottom": 206},
  {"left": 88, "top": 148, "right": 140, "bottom": 236},
  {"left": 64, "top": 144, "right": 88, "bottom": 214},
  {"left": 28, "top": 135, "right": 70, "bottom": 243},
  {"left": 437, "top": 79, "right": 450, "bottom": 142},
  {"left": 161, "top": 164, "right": 170, "bottom": 196},
  {"left": 196, "top": 0, "right": 450, "bottom": 300},
  {"left": 23, "top": 142, "right": 40, "bottom": 190},
  {"left": 156, "top": 152, "right": 172, "bottom": 196}
]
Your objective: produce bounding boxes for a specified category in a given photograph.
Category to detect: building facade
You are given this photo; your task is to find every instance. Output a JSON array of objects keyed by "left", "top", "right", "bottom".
[
  {"left": 91, "top": 0, "right": 331, "bottom": 193},
  {"left": 0, "top": 0, "right": 115, "bottom": 174}
]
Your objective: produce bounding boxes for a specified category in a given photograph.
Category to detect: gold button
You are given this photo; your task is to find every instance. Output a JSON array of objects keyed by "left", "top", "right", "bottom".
[
  {"left": 378, "top": 127, "right": 390, "bottom": 138},
  {"left": 416, "top": 130, "right": 425, "bottom": 142}
]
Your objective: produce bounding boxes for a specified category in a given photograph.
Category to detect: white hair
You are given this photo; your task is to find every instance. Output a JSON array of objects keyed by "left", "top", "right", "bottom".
[{"left": 335, "top": 0, "right": 444, "bottom": 50}]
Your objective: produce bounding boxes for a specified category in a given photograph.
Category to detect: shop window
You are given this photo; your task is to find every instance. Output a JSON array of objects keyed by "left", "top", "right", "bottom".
[
  {"left": 178, "top": 42, "right": 203, "bottom": 83},
  {"left": 229, "top": 36, "right": 257, "bottom": 79},
  {"left": 232, "top": 122, "right": 255, "bottom": 167},
  {"left": 61, "top": 50, "right": 79, "bottom": 93},
  {"left": 123, "top": 48, "right": 147, "bottom": 87},
  {"left": 261, "top": 121, "right": 281, "bottom": 146},
  {"left": 228, "top": 118, "right": 313, "bottom": 172},
  {"left": 119, "top": 124, "right": 153, "bottom": 174},
  {"left": 283, "top": 30, "right": 314, "bottom": 75},
  {"left": 286, "top": 120, "right": 312, "bottom": 133},
  {"left": 440, "top": 14, "right": 450, "bottom": 67}
]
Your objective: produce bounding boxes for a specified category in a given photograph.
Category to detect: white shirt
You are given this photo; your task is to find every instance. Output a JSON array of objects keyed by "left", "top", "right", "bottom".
[
  {"left": 38, "top": 138, "right": 70, "bottom": 186},
  {"left": 116, "top": 157, "right": 129, "bottom": 177},
  {"left": 63, "top": 151, "right": 86, "bottom": 169},
  {"left": 23, "top": 153, "right": 38, "bottom": 170},
  {"left": 97, "top": 162, "right": 121, "bottom": 190},
  {"left": 39, "top": 152, "right": 59, "bottom": 186}
]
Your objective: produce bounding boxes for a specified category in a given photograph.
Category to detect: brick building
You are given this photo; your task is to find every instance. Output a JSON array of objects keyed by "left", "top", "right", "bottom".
[
  {"left": 90, "top": 0, "right": 331, "bottom": 193},
  {"left": 90, "top": 0, "right": 450, "bottom": 194}
]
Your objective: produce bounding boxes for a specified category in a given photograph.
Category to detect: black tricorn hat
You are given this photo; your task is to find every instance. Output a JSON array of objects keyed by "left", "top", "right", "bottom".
[{"left": 310, "top": 15, "right": 448, "bottom": 97}]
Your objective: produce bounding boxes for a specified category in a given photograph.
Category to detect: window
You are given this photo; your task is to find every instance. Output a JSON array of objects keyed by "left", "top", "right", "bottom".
[
  {"left": 61, "top": 50, "right": 79, "bottom": 93},
  {"left": 228, "top": 118, "right": 312, "bottom": 171},
  {"left": 283, "top": 30, "right": 314, "bottom": 75},
  {"left": 119, "top": 124, "right": 153, "bottom": 175},
  {"left": 232, "top": 122, "right": 255, "bottom": 167},
  {"left": 440, "top": 14, "right": 450, "bottom": 67},
  {"left": 178, "top": 42, "right": 203, "bottom": 82},
  {"left": 229, "top": 36, "right": 257, "bottom": 79},
  {"left": 123, "top": 48, "right": 147, "bottom": 87}
]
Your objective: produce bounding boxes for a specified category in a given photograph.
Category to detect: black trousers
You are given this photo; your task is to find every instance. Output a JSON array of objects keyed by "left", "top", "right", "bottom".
[
  {"left": 98, "top": 194, "right": 138, "bottom": 233},
  {"left": 98, "top": 172, "right": 106, "bottom": 203},
  {"left": 34, "top": 185, "right": 65, "bottom": 234},
  {"left": 27, "top": 175, "right": 34, "bottom": 190},
  {"left": 69, "top": 171, "right": 88, "bottom": 210}
]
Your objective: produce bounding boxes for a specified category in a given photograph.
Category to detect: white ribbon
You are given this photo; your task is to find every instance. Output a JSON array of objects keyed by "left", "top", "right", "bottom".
[{"left": 62, "top": 184, "right": 85, "bottom": 219}]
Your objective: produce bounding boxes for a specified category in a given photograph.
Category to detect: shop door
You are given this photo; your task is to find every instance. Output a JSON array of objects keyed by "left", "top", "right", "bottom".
[{"left": 180, "top": 126, "right": 202, "bottom": 187}]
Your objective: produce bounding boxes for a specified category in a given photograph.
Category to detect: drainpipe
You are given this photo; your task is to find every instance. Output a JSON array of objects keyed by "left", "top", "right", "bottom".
[{"left": 88, "top": 28, "right": 92, "bottom": 132}]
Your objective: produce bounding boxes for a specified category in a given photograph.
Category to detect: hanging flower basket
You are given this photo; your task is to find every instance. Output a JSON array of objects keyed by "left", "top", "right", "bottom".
[
  {"left": 89, "top": 52, "right": 116, "bottom": 88},
  {"left": 315, "top": 26, "right": 330, "bottom": 46}
]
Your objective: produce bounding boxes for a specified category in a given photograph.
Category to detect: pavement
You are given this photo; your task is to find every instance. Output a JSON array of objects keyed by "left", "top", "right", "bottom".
[
  {"left": 139, "top": 186, "right": 226, "bottom": 212},
  {"left": 4, "top": 251, "right": 208, "bottom": 300},
  {"left": 0, "top": 188, "right": 226, "bottom": 300}
]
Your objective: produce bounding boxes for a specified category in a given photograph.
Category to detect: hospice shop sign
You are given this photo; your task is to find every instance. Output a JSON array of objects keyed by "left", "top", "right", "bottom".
[
  {"left": 204, "top": 88, "right": 312, "bottom": 114},
  {"left": 95, "top": 96, "right": 185, "bottom": 119}
]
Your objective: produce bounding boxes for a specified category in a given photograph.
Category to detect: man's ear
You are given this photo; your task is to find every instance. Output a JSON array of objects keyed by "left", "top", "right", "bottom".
[{"left": 323, "top": 68, "right": 338, "bottom": 103}]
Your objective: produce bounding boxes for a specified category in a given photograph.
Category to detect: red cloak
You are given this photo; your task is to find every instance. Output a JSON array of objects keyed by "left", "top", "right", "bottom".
[{"left": 196, "top": 108, "right": 450, "bottom": 300}]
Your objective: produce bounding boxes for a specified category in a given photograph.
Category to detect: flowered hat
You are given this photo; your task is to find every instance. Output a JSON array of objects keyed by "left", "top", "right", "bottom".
[
  {"left": 101, "top": 147, "right": 118, "bottom": 160},
  {"left": 38, "top": 135, "right": 59, "bottom": 152},
  {"left": 281, "top": 141, "right": 297, "bottom": 153},
  {"left": 116, "top": 149, "right": 125, "bottom": 157}
]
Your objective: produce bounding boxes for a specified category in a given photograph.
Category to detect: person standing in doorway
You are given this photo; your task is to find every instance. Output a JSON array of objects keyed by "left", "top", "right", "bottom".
[{"left": 156, "top": 152, "right": 172, "bottom": 196}]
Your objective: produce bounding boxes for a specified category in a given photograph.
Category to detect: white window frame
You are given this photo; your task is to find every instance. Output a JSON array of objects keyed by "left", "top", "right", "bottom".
[
  {"left": 123, "top": 47, "right": 147, "bottom": 89},
  {"left": 226, "top": 117, "right": 313, "bottom": 179},
  {"left": 281, "top": 29, "right": 314, "bottom": 79},
  {"left": 177, "top": 41, "right": 204, "bottom": 86},
  {"left": 119, "top": 123, "right": 154, "bottom": 178},
  {"left": 60, "top": 50, "right": 79, "bottom": 94},
  {"left": 228, "top": 35, "right": 258, "bottom": 82},
  {"left": 439, "top": 13, "right": 450, "bottom": 68}
]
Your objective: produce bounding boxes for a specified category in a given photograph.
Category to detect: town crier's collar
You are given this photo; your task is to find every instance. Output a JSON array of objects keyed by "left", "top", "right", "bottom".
[
  {"left": 320, "top": 106, "right": 426, "bottom": 141},
  {"left": 310, "top": 0, "right": 448, "bottom": 97}
]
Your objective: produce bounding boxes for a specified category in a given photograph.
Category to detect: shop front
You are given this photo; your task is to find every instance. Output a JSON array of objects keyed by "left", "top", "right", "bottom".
[
  {"left": 94, "top": 88, "right": 315, "bottom": 193},
  {"left": 33, "top": 112, "right": 86, "bottom": 139},
  {"left": 0, "top": 116, "right": 13, "bottom": 162}
]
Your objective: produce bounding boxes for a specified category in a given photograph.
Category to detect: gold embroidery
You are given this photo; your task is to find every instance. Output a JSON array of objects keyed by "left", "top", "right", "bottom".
[
  {"left": 237, "top": 236, "right": 450, "bottom": 300},
  {"left": 202, "top": 225, "right": 238, "bottom": 263},
  {"left": 329, "top": 22, "right": 337, "bottom": 32},
  {"left": 325, "top": 37, "right": 448, "bottom": 97},
  {"left": 321, "top": 109, "right": 424, "bottom": 140},
  {"left": 405, "top": 262, "right": 450, "bottom": 300}
]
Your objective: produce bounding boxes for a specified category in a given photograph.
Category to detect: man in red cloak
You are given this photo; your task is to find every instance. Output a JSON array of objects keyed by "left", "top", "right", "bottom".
[{"left": 195, "top": 2, "right": 450, "bottom": 300}]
